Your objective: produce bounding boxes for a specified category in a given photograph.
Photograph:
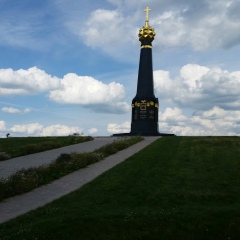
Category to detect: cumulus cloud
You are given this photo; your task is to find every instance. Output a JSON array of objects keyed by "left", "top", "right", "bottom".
[
  {"left": 49, "top": 73, "right": 130, "bottom": 113},
  {"left": 0, "top": 67, "right": 129, "bottom": 114},
  {"left": 0, "top": 67, "right": 60, "bottom": 96},
  {"left": 0, "top": 121, "right": 6, "bottom": 131},
  {"left": 127, "top": 62, "right": 240, "bottom": 136},
  {"left": 81, "top": 9, "right": 127, "bottom": 48},
  {"left": 154, "top": 64, "right": 240, "bottom": 110},
  {"left": 154, "top": 1, "right": 240, "bottom": 50},
  {"left": 107, "top": 121, "right": 130, "bottom": 134},
  {"left": 75, "top": 0, "right": 240, "bottom": 59},
  {"left": 88, "top": 128, "right": 98, "bottom": 134},
  {"left": 39, "top": 125, "right": 82, "bottom": 136},
  {"left": 2, "top": 107, "right": 21, "bottom": 114},
  {"left": 10, "top": 123, "right": 43, "bottom": 135},
  {"left": 108, "top": 105, "right": 240, "bottom": 136},
  {"left": 2, "top": 107, "right": 31, "bottom": 114},
  {"left": 159, "top": 107, "right": 188, "bottom": 123},
  {"left": 2, "top": 0, "right": 240, "bottom": 56},
  {"left": 158, "top": 107, "right": 240, "bottom": 136},
  {"left": 8, "top": 123, "right": 82, "bottom": 137},
  {"left": 75, "top": 8, "right": 139, "bottom": 60},
  {"left": 150, "top": 1, "right": 240, "bottom": 50}
]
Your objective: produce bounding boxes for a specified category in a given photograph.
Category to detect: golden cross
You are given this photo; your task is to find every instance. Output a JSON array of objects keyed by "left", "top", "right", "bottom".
[{"left": 144, "top": 6, "right": 151, "bottom": 21}]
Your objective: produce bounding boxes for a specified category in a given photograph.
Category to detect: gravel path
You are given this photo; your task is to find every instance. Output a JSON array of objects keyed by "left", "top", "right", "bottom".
[{"left": 0, "top": 136, "right": 159, "bottom": 224}]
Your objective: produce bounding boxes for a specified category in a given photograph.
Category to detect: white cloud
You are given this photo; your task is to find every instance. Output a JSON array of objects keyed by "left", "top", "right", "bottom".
[
  {"left": 153, "top": 70, "right": 174, "bottom": 99},
  {"left": 2, "top": 107, "right": 21, "bottom": 114},
  {"left": 159, "top": 107, "right": 188, "bottom": 123},
  {"left": 49, "top": 73, "right": 130, "bottom": 113},
  {"left": 2, "top": 107, "right": 31, "bottom": 114},
  {"left": 10, "top": 123, "right": 43, "bottom": 135},
  {"left": 88, "top": 128, "right": 98, "bottom": 134},
  {"left": 0, "top": 67, "right": 60, "bottom": 96},
  {"left": 202, "top": 106, "right": 228, "bottom": 119},
  {"left": 81, "top": 9, "right": 126, "bottom": 48},
  {"left": 0, "top": 121, "right": 7, "bottom": 138},
  {"left": 109, "top": 105, "right": 240, "bottom": 136},
  {"left": 0, "top": 67, "right": 129, "bottom": 114},
  {"left": 154, "top": 64, "right": 240, "bottom": 110},
  {"left": 39, "top": 125, "right": 82, "bottom": 137},
  {"left": 74, "top": 0, "right": 240, "bottom": 59},
  {"left": 2, "top": 0, "right": 240, "bottom": 55},
  {"left": 23, "top": 108, "right": 31, "bottom": 113},
  {"left": 8, "top": 123, "right": 82, "bottom": 137},
  {"left": 152, "top": 1, "right": 240, "bottom": 50},
  {"left": 0, "top": 121, "right": 6, "bottom": 131},
  {"left": 158, "top": 107, "right": 240, "bottom": 136},
  {"left": 107, "top": 121, "right": 130, "bottom": 134},
  {"left": 75, "top": 8, "right": 139, "bottom": 60}
]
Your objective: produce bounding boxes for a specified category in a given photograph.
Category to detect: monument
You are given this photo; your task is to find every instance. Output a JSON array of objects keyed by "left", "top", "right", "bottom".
[
  {"left": 130, "top": 7, "right": 159, "bottom": 136},
  {"left": 113, "top": 7, "right": 174, "bottom": 136}
]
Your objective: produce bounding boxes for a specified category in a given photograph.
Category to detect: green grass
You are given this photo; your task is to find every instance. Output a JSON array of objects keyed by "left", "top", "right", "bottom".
[
  {"left": 0, "top": 136, "right": 240, "bottom": 240},
  {"left": 0, "top": 136, "right": 93, "bottom": 160},
  {"left": 0, "top": 136, "right": 143, "bottom": 201}
]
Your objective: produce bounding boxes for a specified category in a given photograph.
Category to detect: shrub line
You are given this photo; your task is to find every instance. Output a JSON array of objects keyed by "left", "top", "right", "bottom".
[{"left": 0, "top": 136, "right": 143, "bottom": 202}]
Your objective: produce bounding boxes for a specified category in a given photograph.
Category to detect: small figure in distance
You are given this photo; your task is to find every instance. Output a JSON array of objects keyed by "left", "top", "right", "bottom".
[{"left": 6, "top": 133, "right": 10, "bottom": 138}]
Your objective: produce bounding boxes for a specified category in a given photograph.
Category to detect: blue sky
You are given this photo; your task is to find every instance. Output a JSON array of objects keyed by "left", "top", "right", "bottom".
[{"left": 1, "top": 0, "right": 240, "bottom": 137}]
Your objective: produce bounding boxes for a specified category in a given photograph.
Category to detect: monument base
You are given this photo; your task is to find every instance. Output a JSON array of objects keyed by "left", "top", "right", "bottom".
[{"left": 112, "top": 132, "right": 176, "bottom": 137}]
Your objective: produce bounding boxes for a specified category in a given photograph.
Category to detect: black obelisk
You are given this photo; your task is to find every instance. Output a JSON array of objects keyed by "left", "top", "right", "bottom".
[{"left": 130, "top": 7, "right": 160, "bottom": 136}]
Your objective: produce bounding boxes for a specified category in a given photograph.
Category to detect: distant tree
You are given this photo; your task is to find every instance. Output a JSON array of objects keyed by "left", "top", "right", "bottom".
[
  {"left": 73, "top": 133, "right": 80, "bottom": 136},
  {"left": 6, "top": 133, "right": 10, "bottom": 138}
]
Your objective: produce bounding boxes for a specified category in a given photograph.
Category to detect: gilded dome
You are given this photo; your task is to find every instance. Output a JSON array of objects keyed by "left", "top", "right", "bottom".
[{"left": 138, "top": 21, "right": 156, "bottom": 42}]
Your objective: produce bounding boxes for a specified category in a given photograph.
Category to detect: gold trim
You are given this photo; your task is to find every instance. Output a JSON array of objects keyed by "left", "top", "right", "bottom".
[
  {"left": 141, "top": 45, "right": 152, "bottom": 48},
  {"left": 140, "top": 100, "right": 147, "bottom": 110}
]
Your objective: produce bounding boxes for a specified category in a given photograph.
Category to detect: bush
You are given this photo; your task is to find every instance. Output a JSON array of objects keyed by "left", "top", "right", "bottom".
[
  {"left": 0, "top": 152, "right": 10, "bottom": 161},
  {"left": 55, "top": 153, "right": 72, "bottom": 164},
  {"left": 0, "top": 136, "right": 143, "bottom": 201},
  {"left": 70, "top": 136, "right": 93, "bottom": 145},
  {"left": 94, "top": 136, "right": 143, "bottom": 157}
]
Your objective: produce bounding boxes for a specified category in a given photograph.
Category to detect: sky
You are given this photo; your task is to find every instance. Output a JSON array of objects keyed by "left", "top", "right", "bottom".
[{"left": 1, "top": 0, "right": 240, "bottom": 137}]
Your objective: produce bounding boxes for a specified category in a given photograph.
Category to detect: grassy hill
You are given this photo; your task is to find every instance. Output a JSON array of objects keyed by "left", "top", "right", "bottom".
[
  {"left": 0, "top": 136, "right": 93, "bottom": 160},
  {"left": 0, "top": 136, "right": 240, "bottom": 240}
]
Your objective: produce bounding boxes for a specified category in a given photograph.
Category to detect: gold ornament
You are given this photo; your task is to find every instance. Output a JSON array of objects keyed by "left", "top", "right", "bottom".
[{"left": 138, "top": 7, "right": 156, "bottom": 42}]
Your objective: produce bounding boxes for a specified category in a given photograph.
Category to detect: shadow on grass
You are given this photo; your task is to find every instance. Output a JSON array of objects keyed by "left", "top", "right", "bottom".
[{"left": 0, "top": 137, "right": 239, "bottom": 240}]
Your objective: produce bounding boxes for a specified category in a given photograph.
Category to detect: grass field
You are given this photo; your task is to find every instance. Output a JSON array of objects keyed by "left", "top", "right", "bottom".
[
  {"left": 0, "top": 136, "right": 240, "bottom": 240},
  {"left": 0, "top": 136, "right": 93, "bottom": 159},
  {"left": 0, "top": 136, "right": 143, "bottom": 201}
]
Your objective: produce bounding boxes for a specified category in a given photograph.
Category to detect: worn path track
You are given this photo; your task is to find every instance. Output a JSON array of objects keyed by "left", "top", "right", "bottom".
[
  {"left": 0, "top": 137, "right": 159, "bottom": 224},
  {"left": 0, "top": 137, "right": 116, "bottom": 179}
]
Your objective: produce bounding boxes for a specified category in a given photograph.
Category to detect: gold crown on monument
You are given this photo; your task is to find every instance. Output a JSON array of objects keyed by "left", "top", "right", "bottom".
[{"left": 138, "top": 7, "right": 156, "bottom": 42}]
